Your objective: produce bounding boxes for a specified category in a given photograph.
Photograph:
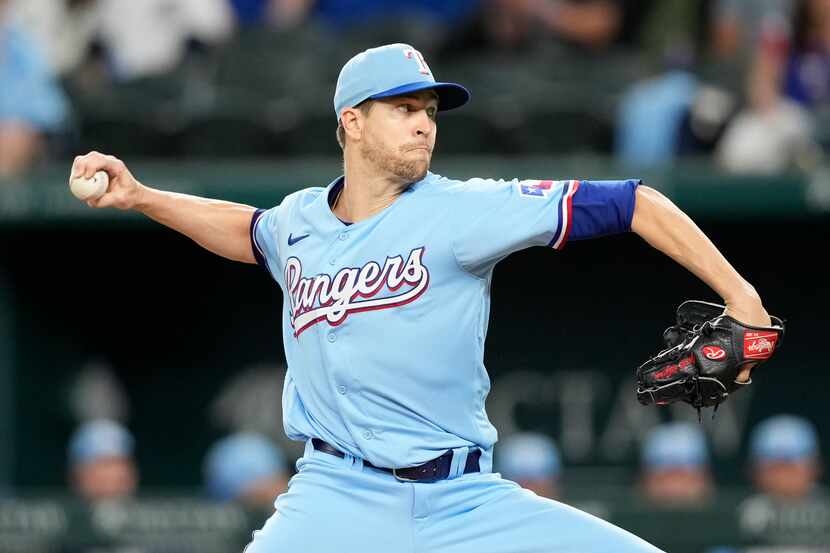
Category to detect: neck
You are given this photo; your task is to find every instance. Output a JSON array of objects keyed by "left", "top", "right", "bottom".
[{"left": 335, "top": 149, "right": 411, "bottom": 223}]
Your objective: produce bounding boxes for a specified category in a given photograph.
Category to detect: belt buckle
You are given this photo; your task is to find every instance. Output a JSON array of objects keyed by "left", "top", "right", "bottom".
[{"left": 392, "top": 468, "right": 419, "bottom": 483}]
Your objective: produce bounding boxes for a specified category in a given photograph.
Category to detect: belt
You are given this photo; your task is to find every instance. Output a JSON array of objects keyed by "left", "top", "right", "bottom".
[{"left": 311, "top": 438, "right": 481, "bottom": 482}]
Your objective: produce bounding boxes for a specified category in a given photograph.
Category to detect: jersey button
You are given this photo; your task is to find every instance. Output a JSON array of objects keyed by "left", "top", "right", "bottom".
[
  {"left": 362, "top": 430, "right": 373, "bottom": 440},
  {"left": 337, "top": 385, "right": 347, "bottom": 395},
  {"left": 338, "top": 233, "right": 348, "bottom": 241},
  {"left": 329, "top": 258, "right": 336, "bottom": 265},
  {"left": 327, "top": 333, "right": 336, "bottom": 343}
]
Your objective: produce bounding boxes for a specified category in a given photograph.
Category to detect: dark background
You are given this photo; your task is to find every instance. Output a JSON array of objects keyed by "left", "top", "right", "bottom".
[{"left": 3, "top": 214, "right": 823, "bottom": 489}]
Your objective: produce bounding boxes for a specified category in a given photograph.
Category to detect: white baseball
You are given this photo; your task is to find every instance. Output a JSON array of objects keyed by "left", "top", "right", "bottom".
[{"left": 70, "top": 171, "right": 110, "bottom": 201}]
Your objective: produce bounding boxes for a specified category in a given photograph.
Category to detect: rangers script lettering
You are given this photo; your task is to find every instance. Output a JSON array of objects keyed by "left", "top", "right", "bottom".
[{"left": 285, "top": 247, "right": 430, "bottom": 336}]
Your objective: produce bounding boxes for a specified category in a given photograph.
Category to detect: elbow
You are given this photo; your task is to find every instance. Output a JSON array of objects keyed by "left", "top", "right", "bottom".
[
  {"left": 630, "top": 185, "right": 690, "bottom": 248},
  {"left": 631, "top": 185, "right": 664, "bottom": 236}
]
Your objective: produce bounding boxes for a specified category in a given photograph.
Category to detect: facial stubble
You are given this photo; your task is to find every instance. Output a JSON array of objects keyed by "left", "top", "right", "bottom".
[{"left": 359, "top": 132, "right": 430, "bottom": 187}]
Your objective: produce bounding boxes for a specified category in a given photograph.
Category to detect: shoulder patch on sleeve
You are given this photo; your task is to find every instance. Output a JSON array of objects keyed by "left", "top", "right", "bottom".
[{"left": 517, "top": 179, "right": 557, "bottom": 198}]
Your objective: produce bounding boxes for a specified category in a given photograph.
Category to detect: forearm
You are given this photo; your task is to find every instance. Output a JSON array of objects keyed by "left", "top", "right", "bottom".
[
  {"left": 70, "top": 151, "right": 259, "bottom": 264},
  {"left": 135, "top": 184, "right": 257, "bottom": 264},
  {"left": 631, "top": 186, "right": 762, "bottom": 313}
]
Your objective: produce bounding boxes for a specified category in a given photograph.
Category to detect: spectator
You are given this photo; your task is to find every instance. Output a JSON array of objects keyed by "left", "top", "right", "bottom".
[
  {"left": 96, "top": 0, "right": 234, "bottom": 80},
  {"left": 0, "top": 0, "right": 68, "bottom": 177},
  {"left": 204, "top": 432, "right": 289, "bottom": 509},
  {"left": 640, "top": 422, "right": 713, "bottom": 506},
  {"left": 738, "top": 414, "right": 829, "bottom": 546},
  {"left": 614, "top": 1, "right": 731, "bottom": 168},
  {"left": 496, "top": 432, "right": 561, "bottom": 499},
  {"left": 68, "top": 419, "right": 138, "bottom": 501},
  {"left": 717, "top": 0, "right": 828, "bottom": 173},
  {"left": 616, "top": 70, "right": 700, "bottom": 167},
  {"left": 9, "top": 0, "right": 100, "bottom": 76},
  {"left": 748, "top": 414, "right": 822, "bottom": 499}
]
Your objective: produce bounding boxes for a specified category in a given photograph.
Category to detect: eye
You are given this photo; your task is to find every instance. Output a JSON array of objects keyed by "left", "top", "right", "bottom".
[
  {"left": 427, "top": 106, "right": 437, "bottom": 119},
  {"left": 397, "top": 104, "right": 411, "bottom": 113}
]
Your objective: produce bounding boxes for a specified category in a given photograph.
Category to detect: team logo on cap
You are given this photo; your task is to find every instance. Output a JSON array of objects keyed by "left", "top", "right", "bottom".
[{"left": 404, "top": 49, "right": 432, "bottom": 76}]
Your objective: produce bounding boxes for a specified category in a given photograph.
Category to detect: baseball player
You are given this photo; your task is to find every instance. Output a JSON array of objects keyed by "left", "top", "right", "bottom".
[{"left": 70, "top": 43, "right": 774, "bottom": 552}]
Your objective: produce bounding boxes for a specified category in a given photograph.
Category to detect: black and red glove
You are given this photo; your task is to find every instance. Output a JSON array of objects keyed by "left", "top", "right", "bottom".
[{"left": 636, "top": 300, "right": 785, "bottom": 410}]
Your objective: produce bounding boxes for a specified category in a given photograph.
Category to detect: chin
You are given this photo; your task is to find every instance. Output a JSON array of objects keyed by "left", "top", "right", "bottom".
[
  {"left": 393, "top": 158, "right": 429, "bottom": 184},
  {"left": 410, "top": 163, "right": 429, "bottom": 183}
]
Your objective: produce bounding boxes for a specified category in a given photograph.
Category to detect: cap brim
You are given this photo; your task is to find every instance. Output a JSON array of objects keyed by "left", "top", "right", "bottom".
[{"left": 369, "top": 81, "right": 470, "bottom": 112}]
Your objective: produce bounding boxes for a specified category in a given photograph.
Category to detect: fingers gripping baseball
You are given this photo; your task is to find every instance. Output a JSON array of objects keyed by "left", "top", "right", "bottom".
[{"left": 69, "top": 151, "right": 141, "bottom": 210}]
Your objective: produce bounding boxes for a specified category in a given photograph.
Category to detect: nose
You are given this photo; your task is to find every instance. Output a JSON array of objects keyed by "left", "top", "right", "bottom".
[{"left": 414, "top": 109, "right": 432, "bottom": 137}]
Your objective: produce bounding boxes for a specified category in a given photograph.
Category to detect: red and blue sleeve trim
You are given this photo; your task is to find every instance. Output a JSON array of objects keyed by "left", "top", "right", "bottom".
[
  {"left": 250, "top": 208, "right": 267, "bottom": 268},
  {"left": 548, "top": 180, "right": 580, "bottom": 250},
  {"left": 567, "top": 179, "right": 641, "bottom": 242}
]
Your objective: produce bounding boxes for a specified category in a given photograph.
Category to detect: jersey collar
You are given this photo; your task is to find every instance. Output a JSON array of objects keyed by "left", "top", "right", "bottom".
[{"left": 320, "top": 172, "right": 431, "bottom": 228}]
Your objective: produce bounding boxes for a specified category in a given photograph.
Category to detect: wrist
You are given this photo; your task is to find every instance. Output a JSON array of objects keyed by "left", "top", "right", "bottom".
[
  {"left": 723, "top": 282, "right": 771, "bottom": 327},
  {"left": 722, "top": 280, "right": 761, "bottom": 310},
  {"left": 132, "top": 182, "right": 151, "bottom": 212}
]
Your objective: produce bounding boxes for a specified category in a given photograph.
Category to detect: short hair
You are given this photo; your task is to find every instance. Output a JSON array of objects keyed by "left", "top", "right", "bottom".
[{"left": 336, "top": 100, "right": 374, "bottom": 150}]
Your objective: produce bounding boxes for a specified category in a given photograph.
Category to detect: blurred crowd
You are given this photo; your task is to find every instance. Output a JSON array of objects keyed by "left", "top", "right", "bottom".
[
  {"left": 67, "top": 414, "right": 826, "bottom": 539},
  {"left": 68, "top": 420, "right": 289, "bottom": 510},
  {"left": 2, "top": 0, "right": 830, "bottom": 177}
]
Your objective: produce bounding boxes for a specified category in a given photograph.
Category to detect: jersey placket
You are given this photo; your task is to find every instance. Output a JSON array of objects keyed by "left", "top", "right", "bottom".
[{"left": 320, "top": 225, "right": 361, "bottom": 436}]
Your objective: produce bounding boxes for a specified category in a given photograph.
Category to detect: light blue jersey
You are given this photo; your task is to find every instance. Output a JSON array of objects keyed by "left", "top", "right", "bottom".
[
  {"left": 253, "top": 173, "right": 590, "bottom": 469},
  {"left": 243, "top": 43, "right": 661, "bottom": 553}
]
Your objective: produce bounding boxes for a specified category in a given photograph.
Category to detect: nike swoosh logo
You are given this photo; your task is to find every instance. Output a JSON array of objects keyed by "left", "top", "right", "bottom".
[{"left": 288, "top": 233, "right": 310, "bottom": 246}]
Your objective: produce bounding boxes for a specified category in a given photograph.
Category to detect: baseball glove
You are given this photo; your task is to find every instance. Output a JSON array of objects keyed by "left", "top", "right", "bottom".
[{"left": 636, "top": 300, "right": 785, "bottom": 411}]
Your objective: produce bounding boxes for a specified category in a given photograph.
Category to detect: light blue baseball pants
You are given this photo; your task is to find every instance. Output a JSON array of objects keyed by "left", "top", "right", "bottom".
[{"left": 244, "top": 440, "right": 664, "bottom": 553}]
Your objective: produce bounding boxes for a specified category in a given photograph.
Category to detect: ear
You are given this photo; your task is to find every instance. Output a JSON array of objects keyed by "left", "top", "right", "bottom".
[{"left": 341, "top": 107, "right": 364, "bottom": 142}]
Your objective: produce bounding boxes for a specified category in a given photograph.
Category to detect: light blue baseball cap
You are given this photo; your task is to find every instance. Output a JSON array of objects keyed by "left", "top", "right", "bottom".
[
  {"left": 204, "top": 432, "right": 286, "bottom": 501},
  {"left": 333, "top": 43, "right": 470, "bottom": 119},
  {"left": 642, "top": 423, "right": 709, "bottom": 470},
  {"left": 497, "top": 432, "right": 561, "bottom": 481},
  {"left": 68, "top": 419, "right": 134, "bottom": 467},
  {"left": 749, "top": 415, "right": 818, "bottom": 463}
]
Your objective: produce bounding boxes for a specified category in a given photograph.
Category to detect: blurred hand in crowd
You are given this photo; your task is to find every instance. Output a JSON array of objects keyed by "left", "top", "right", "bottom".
[
  {"left": 480, "top": 0, "right": 621, "bottom": 50},
  {"left": 525, "top": 0, "right": 621, "bottom": 49}
]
